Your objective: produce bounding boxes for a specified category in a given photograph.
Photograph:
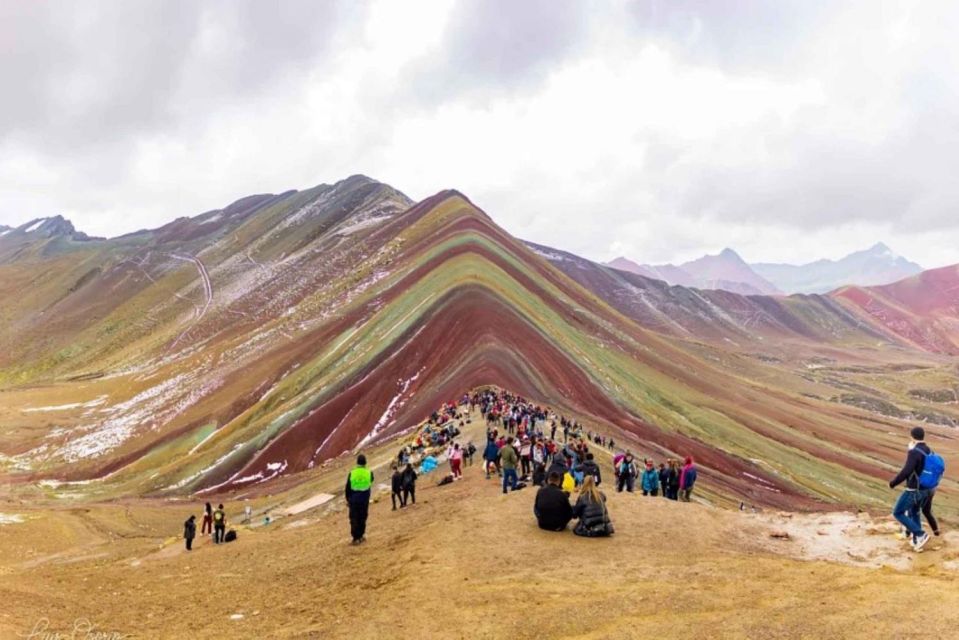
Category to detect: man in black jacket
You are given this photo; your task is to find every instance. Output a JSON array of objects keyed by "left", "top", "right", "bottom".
[
  {"left": 581, "top": 452, "right": 602, "bottom": 485},
  {"left": 534, "top": 472, "right": 573, "bottom": 531},
  {"left": 890, "top": 427, "right": 932, "bottom": 551}
]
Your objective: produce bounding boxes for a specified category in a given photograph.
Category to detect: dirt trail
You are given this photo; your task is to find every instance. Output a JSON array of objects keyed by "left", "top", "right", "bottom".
[{"left": 2, "top": 409, "right": 958, "bottom": 639}]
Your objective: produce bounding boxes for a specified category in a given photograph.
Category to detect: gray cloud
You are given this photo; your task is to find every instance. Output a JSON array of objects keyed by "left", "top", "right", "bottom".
[
  {"left": 1, "top": 0, "right": 958, "bottom": 269},
  {"left": 403, "top": 0, "right": 591, "bottom": 104}
]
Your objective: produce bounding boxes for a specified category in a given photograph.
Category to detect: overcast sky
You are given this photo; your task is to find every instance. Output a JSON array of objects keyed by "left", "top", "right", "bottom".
[{"left": 2, "top": 0, "right": 958, "bottom": 267}]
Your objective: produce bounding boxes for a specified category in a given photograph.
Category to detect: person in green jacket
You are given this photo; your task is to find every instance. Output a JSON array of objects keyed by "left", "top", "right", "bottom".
[
  {"left": 499, "top": 437, "right": 519, "bottom": 494},
  {"left": 345, "top": 454, "right": 374, "bottom": 545}
]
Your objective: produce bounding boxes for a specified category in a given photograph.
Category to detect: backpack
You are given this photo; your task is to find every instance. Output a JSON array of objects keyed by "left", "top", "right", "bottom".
[
  {"left": 224, "top": 529, "right": 237, "bottom": 543},
  {"left": 918, "top": 449, "right": 946, "bottom": 489}
]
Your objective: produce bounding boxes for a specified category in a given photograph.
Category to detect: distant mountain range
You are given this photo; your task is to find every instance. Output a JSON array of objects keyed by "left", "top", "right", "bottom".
[{"left": 608, "top": 242, "right": 922, "bottom": 295}]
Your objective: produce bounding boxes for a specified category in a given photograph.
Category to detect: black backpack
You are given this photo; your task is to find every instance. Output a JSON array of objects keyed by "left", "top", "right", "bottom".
[{"left": 224, "top": 529, "right": 237, "bottom": 543}]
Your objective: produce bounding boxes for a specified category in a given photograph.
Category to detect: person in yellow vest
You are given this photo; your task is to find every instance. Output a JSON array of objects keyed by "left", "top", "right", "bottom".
[{"left": 345, "top": 454, "right": 374, "bottom": 545}]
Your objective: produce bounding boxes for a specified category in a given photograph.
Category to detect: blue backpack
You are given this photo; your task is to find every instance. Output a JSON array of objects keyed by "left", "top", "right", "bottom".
[{"left": 918, "top": 449, "right": 946, "bottom": 489}]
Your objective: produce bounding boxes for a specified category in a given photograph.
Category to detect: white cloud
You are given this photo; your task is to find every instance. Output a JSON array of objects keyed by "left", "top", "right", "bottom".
[{"left": 1, "top": 0, "right": 958, "bottom": 268}]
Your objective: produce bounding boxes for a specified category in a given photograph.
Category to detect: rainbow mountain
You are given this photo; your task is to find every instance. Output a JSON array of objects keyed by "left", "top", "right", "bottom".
[{"left": 2, "top": 176, "right": 958, "bottom": 514}]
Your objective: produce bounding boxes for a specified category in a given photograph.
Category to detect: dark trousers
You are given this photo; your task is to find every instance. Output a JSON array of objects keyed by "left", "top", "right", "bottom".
[
  {"left": 349, "top": 499, "right": 370, "bottom": 541},
  {"left": 643, "top": 488, "right": 659, "bottom": 497},
  {"left": 680, "top": 488, "right": 693, "bottom": 502},
  {"left": 391, "top": 491, "right": 405, "bottom": 509},
  {"left": 185, "top": 537, "right": 193, "bottom": 551},
  {"left": 201, "top": 515, "right": 212, "bottom": 535},
  {"left": 521, "top": 457, "right": 531, "bottom": 475},
  {"left": 403, "top": 487, "right": 415, "bottom": 505},
  {"left": 617, "top": 476, "right": 635, "bottom": 493},
  {"left": 503, "top": 468, "right": 518, "bottom": 493},
  {"left": 213, "top": 525, "right": 225, "bottom": 544},
  {"left": 922, "top": 490, "right": 939, "bottom": 533}
]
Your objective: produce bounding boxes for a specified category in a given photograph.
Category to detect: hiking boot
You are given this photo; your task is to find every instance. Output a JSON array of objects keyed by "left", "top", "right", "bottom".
[{"left": 912, "top": 532, "right": 930, "bottom": 552}]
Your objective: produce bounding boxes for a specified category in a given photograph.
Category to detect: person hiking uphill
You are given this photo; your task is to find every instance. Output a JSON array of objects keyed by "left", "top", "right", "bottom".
[
  {"left": 641, "top": 461, "right": 660, "bottom": 496},
  {"left": 212, "top": 504, "right": 226, "bottom": 544},
  {"left": 679, "top": 456, "right": 698, "bottom": 502},
  {"left": 183, "top": 515, "right": 197, "bottom": 551},
  {"left": 534, "top": 471, "right": 574, "bottom": 531},
  {"left": 889, "top": 427, "right": 942, "bottom": 552},
  {"left": 345, "top": 454, "right": 374, "bottom": 545}
]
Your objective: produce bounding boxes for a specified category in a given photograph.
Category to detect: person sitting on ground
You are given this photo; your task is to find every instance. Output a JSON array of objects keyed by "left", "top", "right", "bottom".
[
  {"left": 391, "top": 463, "right": 405, "bottom": 510},
  {"left": 534, "top": 471, "right": 574, "bottom": 531},
  {"left": 572, "top": 476, "right": 614, "bottom": 537},
  {"left": 641, "top": 461, "right": 660, "bottom": 497},
  {"left": 184, "top": 515, "right": 197, "bottom": 551},
  {"left": 679, "top": 456, "right": 698, "bottom": 502}
]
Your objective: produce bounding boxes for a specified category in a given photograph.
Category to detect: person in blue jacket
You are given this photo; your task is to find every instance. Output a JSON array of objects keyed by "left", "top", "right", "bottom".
[
  {"left": 641, "top": 460, "right": 660, "bottom": 496},
  {"left": 483, "top": 438, "right": 501, "bottom": 479}
]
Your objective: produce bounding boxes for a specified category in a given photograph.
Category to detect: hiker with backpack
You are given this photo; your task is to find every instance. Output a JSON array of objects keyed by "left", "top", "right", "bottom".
[
  {"left": 581, "top": 452, "right": 602, "bottom": 486},
  {"left": 641, "top": 461, "right": 660, "bottom": 496},
  {"left": 572, "top": 476, "right": 614, "bottom": 537},
  {"left": 534, "top": 471, "right": 574, "bottom": 531},
  {"left": 401, "top": 462, "right": 418, "bottom": 506},
  {"left": 616, "top": 454, "right": 638, "bottom": 493},
  {"left": 345, "top": 454, "right": 374, "bottom": 545},
  {"left": 212, "top": 504, "right": 226, "bottom": 543},
  {"left": 889, "top": 427, "right": 943, "bottom": 552},
  {"left": 183, "top": 515, "right": 197, "bottom": 551},
  {"left": 679, "top": 456, "right": 698, "bottom": 502}
]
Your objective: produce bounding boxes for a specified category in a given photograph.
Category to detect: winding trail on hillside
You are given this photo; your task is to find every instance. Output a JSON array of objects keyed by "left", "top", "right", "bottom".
[{"left": 167, "top": 253, "right": 214, "bottom": 350}]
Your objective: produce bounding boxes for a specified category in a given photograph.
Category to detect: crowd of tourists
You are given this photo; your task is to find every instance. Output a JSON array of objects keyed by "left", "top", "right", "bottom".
[{"left": 179, "top": 385, "right": 946, "bottom": 560}]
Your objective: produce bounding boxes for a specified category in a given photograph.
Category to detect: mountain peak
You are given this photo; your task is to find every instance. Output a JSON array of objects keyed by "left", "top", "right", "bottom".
[
  {"left": 12, "top": 215, "right": 93, "bottom": 241},
  {"left": 718, "top": 247, "right": 743, "bottom": 261}
]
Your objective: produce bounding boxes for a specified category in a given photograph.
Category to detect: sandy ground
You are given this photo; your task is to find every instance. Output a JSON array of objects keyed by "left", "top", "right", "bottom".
[{"left": 2, "top": 413, "right": 959, "bottom": 639}]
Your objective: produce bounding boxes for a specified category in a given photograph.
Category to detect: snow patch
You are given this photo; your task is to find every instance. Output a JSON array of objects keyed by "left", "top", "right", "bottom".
[
  {"left": 0, "top": 513, "right": 24, "bottom": 525},
  {"left": 357, "top": 369, "right": 424, "bottom": 448},
  {"left": 23, "top": 218, "right": 46, "bottom": 232}
]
